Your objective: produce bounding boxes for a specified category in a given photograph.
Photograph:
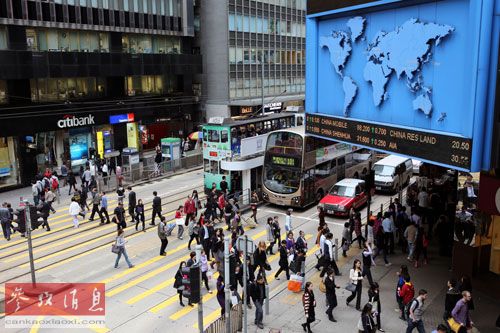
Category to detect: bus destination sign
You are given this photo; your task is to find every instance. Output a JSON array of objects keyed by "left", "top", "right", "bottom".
[
  {"left": 271, "top": 156, "right": 299, "bottom": 167},
  {"left": 306, "top": 114, "right": 472, "bottom": 170}
]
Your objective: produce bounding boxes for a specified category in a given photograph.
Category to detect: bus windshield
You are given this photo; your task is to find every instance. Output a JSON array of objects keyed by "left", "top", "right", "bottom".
[
  {"left": 263, "top": 168, "right": 300, "bottom": 194},
  {"left": 374, "top": 165, "right": 395, "bottom": 176},
  {"left": 266, "top": 132, "right": 303, "bottom": 156},
  {"left": 330, "top": 185, "right": 355, "bottom": 197}
]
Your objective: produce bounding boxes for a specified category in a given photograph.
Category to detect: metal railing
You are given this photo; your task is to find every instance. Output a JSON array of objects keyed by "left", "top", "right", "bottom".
[
  {"left": 204, "top": 303, "right": 242, "bottom": 333},
  {"left": 95, "top": 153, "right": 203, "bottom": 192}
]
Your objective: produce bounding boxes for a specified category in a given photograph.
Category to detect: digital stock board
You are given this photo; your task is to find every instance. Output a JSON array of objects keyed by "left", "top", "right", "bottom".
[{"left": 305, "top": 0, "right": 500, "bottom": 171}]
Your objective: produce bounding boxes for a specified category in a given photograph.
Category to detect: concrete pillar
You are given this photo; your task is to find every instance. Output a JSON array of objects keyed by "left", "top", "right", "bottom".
[{"left": 242, "top": 169, "right": 251, "bottom": 205}]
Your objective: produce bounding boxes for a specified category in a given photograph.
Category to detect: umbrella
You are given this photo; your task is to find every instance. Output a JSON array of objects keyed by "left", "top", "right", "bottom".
[{"left": 188, "top": 131, "right": 203, "bottom": 140}]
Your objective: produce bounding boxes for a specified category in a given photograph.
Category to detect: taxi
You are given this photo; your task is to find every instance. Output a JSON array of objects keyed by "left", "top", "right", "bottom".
[{"left": 318, "top": 178, "right": 367, "bottom": 216}]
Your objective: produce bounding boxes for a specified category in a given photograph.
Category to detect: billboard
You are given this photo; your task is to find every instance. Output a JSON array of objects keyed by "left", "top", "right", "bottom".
[{"left": 305, "top": 0, "right": 500, "bottom": 171}]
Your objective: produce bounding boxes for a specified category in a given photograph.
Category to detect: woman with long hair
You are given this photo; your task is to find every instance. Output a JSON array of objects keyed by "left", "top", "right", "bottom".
[
  {"left": 173, "top": 261, "right": 192, "bottom": 307},
  {"left": 301, "top": 281, "right": 316, "bottom": 333},
  {"left": 114, "top": 229, "right": 134, "bottom": 269},
  {"left": 347, "top": 259, "right": 364, "bottom": 310},
  {"left": 368, "top": 282, "right": 384, "bottom": 332},
  {"left": 359, "top": 303, "right": 376, "bottom": 333}
]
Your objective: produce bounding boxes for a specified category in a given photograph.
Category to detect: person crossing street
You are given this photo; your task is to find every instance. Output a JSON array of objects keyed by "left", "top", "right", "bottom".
[
  {"left": 128, "top": 186, "right": 136, "bottom": 223},
  {"left": 158, "top": 216, "right": 169, "bottom": 256},
  {"left": 151, "top": 191, "right": 162, "bottom": 226},
  {"left": 89, "top": 188, "right": 103, "bottom": 222}
]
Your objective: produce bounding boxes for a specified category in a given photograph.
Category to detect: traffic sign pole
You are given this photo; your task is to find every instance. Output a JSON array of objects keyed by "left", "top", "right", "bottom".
[{"left": 24, "top": 201, "right": 36, "bottom": 288}]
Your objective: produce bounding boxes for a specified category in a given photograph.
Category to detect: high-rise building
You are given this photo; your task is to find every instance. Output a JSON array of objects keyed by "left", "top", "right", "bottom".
[
  {"left": 200, "top": 0, "right": 306, "bottom": 120},
  {"left": 0, "top": 0, "right": 201, "bottom": 191}
]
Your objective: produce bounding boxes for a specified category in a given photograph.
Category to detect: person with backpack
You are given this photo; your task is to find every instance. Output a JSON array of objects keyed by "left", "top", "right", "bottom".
[
  {"left": 88, "top": 188, "right": 103, "bottom": 222},
  {"left": 158, "top": 216, "right": 169, "bottom": 256},
  {"left": 406, "top": 289, "right": 428, "bottom": 333},
  {"left": 400, "top": 275, "right": 415, "bottom": 320}
]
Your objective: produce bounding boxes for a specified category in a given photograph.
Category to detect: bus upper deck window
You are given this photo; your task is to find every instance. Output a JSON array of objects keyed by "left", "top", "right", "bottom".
[{"left": 221, "top": 130, "right": 228, "bottom": 143}]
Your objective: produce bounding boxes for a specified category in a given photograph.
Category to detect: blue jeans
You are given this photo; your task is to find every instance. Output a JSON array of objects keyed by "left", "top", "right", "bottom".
[
  {"left": 33, "top": 195, "right": 39, "bottom": 206},
  {"left": 254, "top": 299, "right": 263, "bottom": 324},
  {"left": 115, "top": 248, "right": 133, "bottom": 268},
  {"left": 406, "top": 319, "right": 425, "bottom": 333}
]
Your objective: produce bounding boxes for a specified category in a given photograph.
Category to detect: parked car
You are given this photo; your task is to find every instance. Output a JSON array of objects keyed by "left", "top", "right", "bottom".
[{"left": 318, "top": 178, "right": 367, "bottom": 216}]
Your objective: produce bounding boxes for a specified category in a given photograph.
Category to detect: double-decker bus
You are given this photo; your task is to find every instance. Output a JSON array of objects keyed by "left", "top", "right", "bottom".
[
  {"left": 261, "top": 127, "right": 373, "bottom": 207},
  {"left": 202, "top": 113, "right": 298, "bottom": 193}
]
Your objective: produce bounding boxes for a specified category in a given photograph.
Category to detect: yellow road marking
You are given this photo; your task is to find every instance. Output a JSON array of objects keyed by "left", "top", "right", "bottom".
[
  {"left": 167, "top": 234, "right": 313, "bottom": 320},
  {"left": 193, "top": 238, "right": 317, "bottom": 328},
  {"left": 148, "top": 230, "right": 268, "bottom": 314}
]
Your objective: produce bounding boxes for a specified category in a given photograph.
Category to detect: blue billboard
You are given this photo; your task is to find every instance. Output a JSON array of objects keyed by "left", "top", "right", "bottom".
[{"left": 305, "top": 0, "right": 500, "bottom": 171}]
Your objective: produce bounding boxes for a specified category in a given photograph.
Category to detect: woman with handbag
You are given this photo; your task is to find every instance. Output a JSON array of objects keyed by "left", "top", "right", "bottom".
[
  {"left": 253, "top": 241, "right": 270, "bottom": 281},
  {"left": 368, "top": 282, "right": 384, "bottom": 332},
  {"left": 301, "top": 281, "right": 316, "bottom": 333},
  {"left": 347, "top": 259, "right": 364, "bottom": 310},
  {"left": 325, "top": 269, "right": 340, "bottom": 322},
  {"left": 113, "top": 229, "right": 134, "bottom": 269},
  {"left": 358, "top": 303, "right": 376, "bottom": 333},
  {"left": 174, "top": 261, "right": 192, "bottom": 307}
]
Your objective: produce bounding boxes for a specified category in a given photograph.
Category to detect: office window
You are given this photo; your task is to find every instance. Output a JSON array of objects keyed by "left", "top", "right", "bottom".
[
  {"left": 0, "top": 27, "right": 7, "bottom": 50},
  {"left": 30, "top": 77, "right": 99, "bottom": 102},
  {"left": 125, "top": 75, "right": 164, "bottom": 96},
  {"left": 27, "top": 29, "right": 109, "bottom": 52},
  {"left": 0, "top": 80, "right": 6, "bottom": 103},
  {"left": 228, "top": 14, "right": 235, "bottom": 31}
]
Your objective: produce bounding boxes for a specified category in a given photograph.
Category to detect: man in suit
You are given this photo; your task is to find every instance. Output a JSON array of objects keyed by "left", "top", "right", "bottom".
[
  {"left": 128, "top": 186, "right": 136, "bottom": 223},
  {"left": 151, "top": 191, "right": 161, "bottom": 226},
  {"left": 200, "top": 220, "right": 214, "bottom": 260}
]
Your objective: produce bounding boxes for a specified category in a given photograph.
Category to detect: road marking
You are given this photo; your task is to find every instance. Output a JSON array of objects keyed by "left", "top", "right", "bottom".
[
  {"left": 148, "top": 230, "right": 269, "bottom": 314},
  {"left": 170, "top": 234, "right": 313, "bottom": 321}
]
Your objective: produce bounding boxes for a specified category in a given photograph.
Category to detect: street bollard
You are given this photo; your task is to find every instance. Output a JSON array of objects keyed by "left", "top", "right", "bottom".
[
  {"left": 265, "top": 284, "right": 269, "bottom": 315},
  {"left": 334, "top": 238, "right": 339, "bottom": 261}
]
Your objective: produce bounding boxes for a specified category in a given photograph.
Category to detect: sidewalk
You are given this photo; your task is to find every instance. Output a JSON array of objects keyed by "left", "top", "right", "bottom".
[
  {"left": 0, "top": 163, "right": 203, "bottom": 210},
  {"left": 259, "top": 245, "right": 499, "bottom": 333}
]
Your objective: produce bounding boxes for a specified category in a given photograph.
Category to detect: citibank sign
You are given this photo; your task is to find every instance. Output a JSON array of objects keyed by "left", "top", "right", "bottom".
[{"left": 57, "top": 114, "right": 95, "bottom": 128}]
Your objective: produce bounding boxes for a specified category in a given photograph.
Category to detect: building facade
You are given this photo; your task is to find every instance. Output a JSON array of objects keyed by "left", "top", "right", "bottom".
[
  {"left": 0, "top": 0, "right": 202, "bottom": 191},
  {"left": 200, "top": 0, "right": 306, "bottom": 120}
]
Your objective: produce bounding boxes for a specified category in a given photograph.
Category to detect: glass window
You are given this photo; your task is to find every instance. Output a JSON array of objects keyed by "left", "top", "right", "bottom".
[
  {"left": 0, "top": 27, "right": 7, "bottom": 50},
  {"left": 58, "top": 30, "right": 70, "bottom": 51},
  {"left": 221, "top": 130, "right": 228, "bottom": 143},
  {"left": 243, "top": 16, "right": 250, "bottom": 32},
  {"left": 0, "top": 80, "right": 7, "bottom": 103},
  {"left": 125, "top": 75, "right": 164, "bottom": 96},
  {"left": 208, "top": 130, "right": 220, "bottom": 142},
  {"left": 229, "top": 14, "right": 235, "bottom": 31},
  {"left": 236, "top": 15, "right": 243, "bottom": 32},
  {"left": 229, "top": 47, "right": 236, "bottom": 64},
  {"left": 26, "top": 29, "right": 38, "bottom": 51}
]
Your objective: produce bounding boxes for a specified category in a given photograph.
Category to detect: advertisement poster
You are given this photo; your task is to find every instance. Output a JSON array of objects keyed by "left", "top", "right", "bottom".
[
  {"left": 127, "top": 123, "right": 139, "bottom": 149},
  {"left": 69, "top": 129, "right": 89, "bottom": 163},
  {"left": 0, "top": 147, "right": 11, "bottom": 177}
]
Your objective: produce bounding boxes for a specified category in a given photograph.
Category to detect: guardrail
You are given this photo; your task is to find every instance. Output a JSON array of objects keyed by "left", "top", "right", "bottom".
[
  {"left": 95, "top": 153, "right": 203, "bottom": 192},
  {"left": 204, "top": 303, "right": 242, "bottom": 333}
]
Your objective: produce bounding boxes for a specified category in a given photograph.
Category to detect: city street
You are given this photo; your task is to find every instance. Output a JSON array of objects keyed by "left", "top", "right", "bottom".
[{"left": 1, "top": 169, "right": 496, "bottom": 332}]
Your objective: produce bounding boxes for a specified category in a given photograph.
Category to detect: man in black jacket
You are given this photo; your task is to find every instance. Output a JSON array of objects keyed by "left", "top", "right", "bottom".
[
  {"left": 127, "top": 186, "right": 136, "bottom": 223},
  {"left": 37, "top": 201, "right": 51, "bottom": 231},
  {"left": 274, "top": 240, "right": 289, "bottom": 280},
  {"left": 200, "top": 220, "right": 213, "bottom": 260},
  {"left": 151, "top": 191, "right": 161, "bottom": 225},
  {"left": 443, "top": 278, "right": 461, "bottom": 321}
]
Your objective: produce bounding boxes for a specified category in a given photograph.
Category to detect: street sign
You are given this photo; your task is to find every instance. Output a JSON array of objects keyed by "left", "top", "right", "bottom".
[{"left": 237, "top": 237, "right": 254, "bottom": 255}]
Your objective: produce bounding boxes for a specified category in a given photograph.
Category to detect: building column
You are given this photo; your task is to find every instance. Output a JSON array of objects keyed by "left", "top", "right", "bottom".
[{"left": 242, "top": 169, "right": 251, "bottom": 205}]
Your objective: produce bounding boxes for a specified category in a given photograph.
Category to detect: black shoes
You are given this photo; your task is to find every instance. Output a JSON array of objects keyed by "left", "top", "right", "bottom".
[{"left": 301, "top": 323, "right": 307, "bottom": 332}]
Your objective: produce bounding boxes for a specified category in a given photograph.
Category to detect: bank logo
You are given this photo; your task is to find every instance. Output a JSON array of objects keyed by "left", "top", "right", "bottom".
[{"left": 57, "top": 114, "right": 95, "bottom": 129}]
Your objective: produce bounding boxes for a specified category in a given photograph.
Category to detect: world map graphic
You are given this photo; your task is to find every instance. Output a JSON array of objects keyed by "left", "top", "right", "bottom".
[{"left": 320, "top": 16, "right": 454, "bottom": 118}]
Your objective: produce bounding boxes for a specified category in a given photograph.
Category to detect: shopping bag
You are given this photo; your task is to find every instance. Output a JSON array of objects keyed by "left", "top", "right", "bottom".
[
  {"left": 207, "top": 271, "right": 213, "bottom": 280},
  {"left": 111, "top": 244, "right": 121, "bottom": 254},
  {"left": 319, "top": 279, "right": 326, "bottom": 293},
  {"left": 288, "top": 279, "right": 302, "bottom": 293},
  {"left": 345, "top": 283, "right": 357, "bottom": 293}
]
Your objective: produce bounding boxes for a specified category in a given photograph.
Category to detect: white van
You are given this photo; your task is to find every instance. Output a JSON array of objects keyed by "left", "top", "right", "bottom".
[{"left": 373, "top": 155, "right": 413, "bottom": 192}]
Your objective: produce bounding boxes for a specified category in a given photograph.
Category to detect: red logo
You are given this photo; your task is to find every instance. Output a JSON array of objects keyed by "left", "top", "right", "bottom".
[
  {"left": 5, "top": 283, "right": 105, "bottom": 316},
  {"left": 209, "top": 151, "right": 218, "bottom": 157}
]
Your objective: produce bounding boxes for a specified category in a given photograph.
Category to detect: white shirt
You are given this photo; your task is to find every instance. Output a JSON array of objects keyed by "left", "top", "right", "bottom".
[
  {"left": 466, "top": 186, "right": 476, "bottom": 198},
  {"left": 319, "top": 234, "right": 326, "bottom": 254},
  {"left": 102, "top": 164, "right": 108, "bottom": 173},
  {"left": 69, "top": 201, "right": 81, "bottom": 215},
  {"left": 418, "top": 191, "right": 429, "bottom": 208},
  {"left": 285, "top": 215, "right": 292, "bottom": 231}
]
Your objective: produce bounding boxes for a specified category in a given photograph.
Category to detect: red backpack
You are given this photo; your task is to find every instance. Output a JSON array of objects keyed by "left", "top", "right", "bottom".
[{"left": 51, "top": 178, "right": 59, "bottom": 190}]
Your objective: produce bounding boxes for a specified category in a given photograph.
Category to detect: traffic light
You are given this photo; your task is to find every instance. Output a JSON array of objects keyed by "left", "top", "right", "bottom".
[
  {"left": 229, "top": 254, "right": 237, "bottom": 287},
  {"left": 182, "top": 265, "right": 201, "bottom": 304},
  {"left": 28, "top": 205, "right": 43, "bottom": 230},
  {"left": 15, "top": 208, "right": 26, "bottom": 234}
]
